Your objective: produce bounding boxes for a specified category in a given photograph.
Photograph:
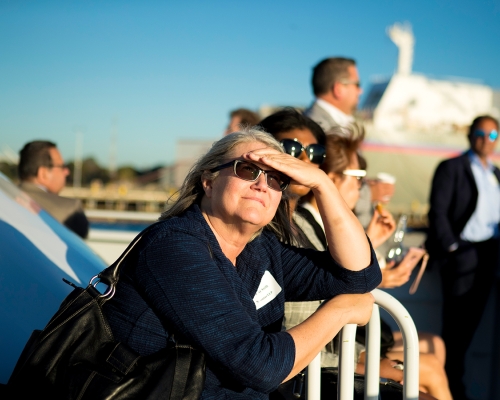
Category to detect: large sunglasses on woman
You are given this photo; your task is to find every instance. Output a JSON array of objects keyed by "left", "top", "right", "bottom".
[
  {"left": 210, "top": 160, "right": 290, "bottom": 191},
  {"left": 280, "top": 139, "right": 326, "bottom": 165}
]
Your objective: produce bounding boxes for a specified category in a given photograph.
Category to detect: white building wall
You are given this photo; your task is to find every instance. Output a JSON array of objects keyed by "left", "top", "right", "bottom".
[{"left": 373, "top": 74, "right": 493, "bottom": 134}]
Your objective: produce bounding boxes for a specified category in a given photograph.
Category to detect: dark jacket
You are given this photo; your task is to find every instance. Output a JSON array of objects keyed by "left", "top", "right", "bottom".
[
  {"left": 18, "top": 181, "right": 89, "bottom": 238},
  {"left": 425, "top": 152, "right": 500, "bottom": 259}
]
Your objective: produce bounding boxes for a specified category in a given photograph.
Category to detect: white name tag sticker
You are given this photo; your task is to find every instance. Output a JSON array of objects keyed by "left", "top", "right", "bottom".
[{"left": 253, "top": 271, "right": 282, "bottom": 310}]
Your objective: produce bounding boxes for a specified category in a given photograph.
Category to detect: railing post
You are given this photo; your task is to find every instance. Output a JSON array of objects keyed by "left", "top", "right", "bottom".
[
  {"left": 307, "top": 353, "right": 321, "bottom": 400},
  {"left": 365, "top": 304, "right": 381, "bottom": 400},
  {"left": 305, "top": 289, "right": 419, "bottom": 400},
  {"left": 372, "top": 289, "right": 420, "bottom": 400},
  {"left": 338, "top": 324, "right": 357, "bottom": 400}
]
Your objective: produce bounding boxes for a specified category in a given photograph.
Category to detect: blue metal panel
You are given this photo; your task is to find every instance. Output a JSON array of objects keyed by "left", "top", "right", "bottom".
[{"left": 0, "top": 173, "right": 106, "bottom": 383}]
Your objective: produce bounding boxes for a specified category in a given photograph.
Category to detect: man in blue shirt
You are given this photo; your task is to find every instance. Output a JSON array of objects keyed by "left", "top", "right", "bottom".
[{"left": 426, "top": 115, "right": 500, "bottom": 400}]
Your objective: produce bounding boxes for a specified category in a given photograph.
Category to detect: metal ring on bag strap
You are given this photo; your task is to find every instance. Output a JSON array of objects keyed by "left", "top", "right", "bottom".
[
  {"left": 87, "top": 221, "right": 161, "bottom": 300},
  {"left": 89, "top": 275, "right": 116, "bottom": 299}
]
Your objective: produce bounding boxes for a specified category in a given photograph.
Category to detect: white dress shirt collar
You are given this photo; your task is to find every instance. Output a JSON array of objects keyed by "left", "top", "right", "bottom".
[
  {"left": 315, "top": 99, "right": 355, "bottom": 128},
  {"left": 34, "top": 183, "right": 48, "bottom": 192}
]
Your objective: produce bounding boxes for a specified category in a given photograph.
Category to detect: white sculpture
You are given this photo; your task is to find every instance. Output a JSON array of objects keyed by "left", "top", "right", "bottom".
[{"left": 387, "top": 22, "right": 415, "bottom": 75}]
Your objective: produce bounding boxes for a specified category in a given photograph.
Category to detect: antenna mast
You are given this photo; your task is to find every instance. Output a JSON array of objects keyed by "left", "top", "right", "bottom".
[
  {"left": 73, "top": 132, "right": 83, "bottom": 188},
  {"left": 109, "top": 117, "right": 118, "bottom": 181},
  {"left": 387, "top": 22, "right": 415, "bottom": 75}
]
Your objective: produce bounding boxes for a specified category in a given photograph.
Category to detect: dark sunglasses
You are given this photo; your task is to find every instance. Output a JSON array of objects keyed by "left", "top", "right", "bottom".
[
  {"left": 49, "top": 164, "right": 69, "bottom": 170},
  {"left": 280, "top": 139, "right": 326, "bottom": 165},
  {"left": 474, "top": 129, "right": 498, "bottom": 142},
  {"left": 339, "top": 79, "right": 362, "bottom": 88},
  {"left": 210, "top": 160, "right": 290, "bottom": 192}
]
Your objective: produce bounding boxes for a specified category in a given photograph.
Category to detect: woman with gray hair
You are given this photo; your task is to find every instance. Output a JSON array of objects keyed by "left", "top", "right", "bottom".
[{"left": 103, "top": 129, "right": 381, "bottom": 399}]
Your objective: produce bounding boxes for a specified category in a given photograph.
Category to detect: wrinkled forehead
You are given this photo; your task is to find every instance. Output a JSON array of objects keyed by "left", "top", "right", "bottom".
[
  {"left": 224, "top": 143, "right": 280, "bottom": 171},
  {"left": 476, "top": 118, "right": 499, "bottom": 132},
  {"left": 229, "top": 141, "right": 281, "bottom": 157},
  {"left": 347, "top": 64, "right": 359, "bottom": 79},
  {"left": 48, "top": 147, "right": 64, "bottom": 164}
]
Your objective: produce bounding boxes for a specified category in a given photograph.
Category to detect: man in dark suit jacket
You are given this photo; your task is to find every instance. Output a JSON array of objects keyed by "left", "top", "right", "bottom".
[
  {"left": 18, "top": 141, "right": 89, "bottom": 238},
  {"left": 426, "top": 115, "right": 500, "bottom": 400}
]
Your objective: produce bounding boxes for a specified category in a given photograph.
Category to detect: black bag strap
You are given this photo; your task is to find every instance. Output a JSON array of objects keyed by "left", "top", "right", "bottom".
[
  {"left": 295, "top": 206, "right": 327, "bottom": 249},
  {"left": 94, "top": 221, "right": 162, "bottom": 294},
  {"left": 92, "top": 219, "right": 199, "bottom": 348}
]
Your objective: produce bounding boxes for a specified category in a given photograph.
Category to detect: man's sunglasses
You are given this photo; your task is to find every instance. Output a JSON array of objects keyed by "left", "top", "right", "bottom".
[
  {"left": 49, "top": 164, "right": 69, "bottom": 170},
  {"left": 474, "top": 129, "right": 498, "bottom": 142},
  {"left": 280, "top": 139, "right": 326, "bottom": 165},
  {"left": 338, "top": 79, "right": 362, "bottom": 89},
  {"left": 210, "top": 160, "right": 290, "bottom": 192}
]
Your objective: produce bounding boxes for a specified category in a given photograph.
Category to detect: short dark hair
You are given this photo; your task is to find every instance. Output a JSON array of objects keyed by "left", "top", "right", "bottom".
[
  {"left": 468, "top": 115, "right": 499, "bottom": 139},
  {"left": 312, "top": 57, "right": 356, "bottom": 96},
  {"left": 18, "top": 140, "right": 57, "bottom": 181},
  {"left": 230, "top": 108, "right": 260, "bottom": 127},
  {"left": 258, "top": 107, "right": 326, "bottom": 146}
]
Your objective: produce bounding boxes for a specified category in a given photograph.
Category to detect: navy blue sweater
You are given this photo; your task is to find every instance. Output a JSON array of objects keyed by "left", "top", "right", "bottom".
[{"left": 103, "top": 205, "right": 381, "bottom": 399}]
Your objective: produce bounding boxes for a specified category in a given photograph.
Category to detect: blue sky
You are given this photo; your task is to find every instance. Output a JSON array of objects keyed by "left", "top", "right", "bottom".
[{"left": 1, "top": 0, "right": 499, "bottom": 169}]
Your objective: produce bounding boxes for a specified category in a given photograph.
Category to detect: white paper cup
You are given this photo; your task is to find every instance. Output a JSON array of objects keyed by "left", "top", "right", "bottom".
[{"left": 376, "top": 172, "right": 396, "bottom": 184}]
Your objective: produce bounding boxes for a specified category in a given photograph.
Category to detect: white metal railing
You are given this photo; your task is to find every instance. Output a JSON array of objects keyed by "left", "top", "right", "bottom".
[{"left": 307, "top": 289, "right": 420, "bottom": 400}]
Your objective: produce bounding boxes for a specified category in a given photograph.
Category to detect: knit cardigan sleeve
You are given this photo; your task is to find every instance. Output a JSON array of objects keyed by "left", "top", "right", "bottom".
[{"left": 272, "top": 234, "right": 381, "bottom": 302}]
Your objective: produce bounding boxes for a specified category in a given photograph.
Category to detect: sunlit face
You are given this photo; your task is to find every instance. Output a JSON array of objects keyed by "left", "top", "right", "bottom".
[
  {"left": 470, "top": 118, "right": 499, "bottom": 160},
  {"left": 44, "top": 147, "right": 69, "bottom": 194},
  {"left": 224, "top": 116, "right": 242, "bottom": 136},
  {"left": 202, "top": 141, "right": 283, "bottom": 230},
  {"left": 274, "top": 128, "right": 320, "bottom": 198},
  {"left": 340, "top": 65, "right": 363, "bottom": 115},
  {"left": 331, "top": 152, "right": 360, "bottom": 210}
]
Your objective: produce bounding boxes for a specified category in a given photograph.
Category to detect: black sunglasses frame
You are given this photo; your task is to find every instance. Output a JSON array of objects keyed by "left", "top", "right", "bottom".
[
  {"left": 280, "top": 139, "right": 326, "bottom": 165},
  {"left": 210, "top": 160, "right": 290, "bottom": 192},
  {"left": 49, "top": 164, "right": 69, "bottom": 170}
]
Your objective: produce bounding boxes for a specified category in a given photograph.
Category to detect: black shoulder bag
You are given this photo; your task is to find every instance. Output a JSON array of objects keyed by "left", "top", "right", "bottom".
[{"left": 6, "top": 223, "right": 205, "bottom": 400}]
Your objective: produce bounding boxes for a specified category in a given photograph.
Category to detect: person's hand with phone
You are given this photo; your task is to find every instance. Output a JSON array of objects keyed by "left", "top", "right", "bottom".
[
  {"left": 379, "top": 260, "right": 413, "bottom": 288},
  {"left": 379, "top": 247, "right": 427, "bottom": 289}
]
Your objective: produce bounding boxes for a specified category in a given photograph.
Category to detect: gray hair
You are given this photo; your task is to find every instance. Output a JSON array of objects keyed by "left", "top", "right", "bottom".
[{"left": 160, "top": 128, "right": 294, "bottom": 244}]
